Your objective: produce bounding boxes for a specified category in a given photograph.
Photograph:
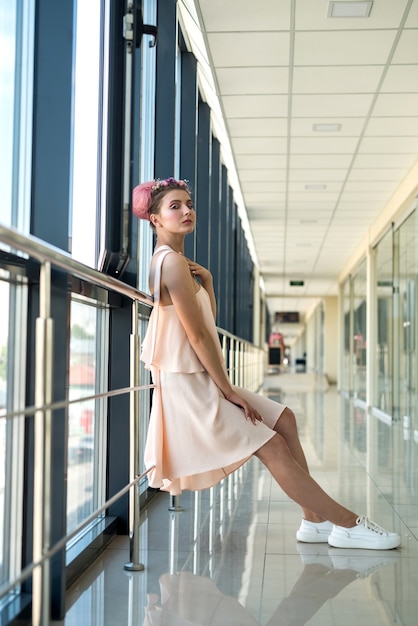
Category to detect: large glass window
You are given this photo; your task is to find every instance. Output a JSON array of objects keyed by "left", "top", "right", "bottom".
[
  {"left": 352, "top": 260, "right": 367, "bottom": 402},
  {"left": 375, "top": 229, "right": 394, "bottom": 414},
  {"left": 0, "top": 0, "right": 34, "bottom": 231},
  {"left": 0, "top": 279, "right": 9, "bottom": 586},
  {"left": 0, "top": 270, "right": 27, "bottom": 592},
  {"left": 341, "top": 277, "right": 352, "bottom": 394},
  {"left": 67, "top": 296, "right": 109, "bottom": 536},
  {"left": 70, "top": 0, "right": 104, "bottom": 267},
  {"left": 397, "top": 211, "right": 417, "bottom": 437}
]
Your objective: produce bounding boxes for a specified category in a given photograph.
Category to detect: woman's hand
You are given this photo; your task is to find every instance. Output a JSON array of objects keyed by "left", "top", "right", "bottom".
[
  {"left": 224, "top": 390, "right": 263, "bottom": 425},
  {"left": 184, "top": 258, "right": 213, "bottom": 286}
]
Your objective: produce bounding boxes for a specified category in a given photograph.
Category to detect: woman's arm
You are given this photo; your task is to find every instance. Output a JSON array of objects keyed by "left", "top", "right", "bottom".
[
  {"left": 184, "top": 257, "right": 216, "bottom": 319},
  {"left": 161, "top": 253, "right": 262, "bottom": 424}
]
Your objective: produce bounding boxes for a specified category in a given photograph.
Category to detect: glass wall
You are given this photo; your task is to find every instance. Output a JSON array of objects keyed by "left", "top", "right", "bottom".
[
  {"left": 375, "top": 228, "right": 394, "bottom": 414},
  {"left": 0, "top": 271, "right": 27, "bottom": 591},
  {"left": 70, "top": 0, "right": 105, "bottom": 267},
  {"left": 341, "top": 259, "right": 368, "bottom": 401},
  {"left": 0, "top": 0, "right": 34, "bottom": 231},
  {"left": 0, "top": 279, "right": 10, "bottom": 587},
  {"left": 341, "top": 277, "right": 352, "bottom": 394},
  {"left": 397, "top": 211, "right": 417, "bottom": 499},
  {"left": 67, "top": 295, "right": 109, "bottom": 535},
  {"left": 352, "top": 260, "right": 367, "bottom": 402}
]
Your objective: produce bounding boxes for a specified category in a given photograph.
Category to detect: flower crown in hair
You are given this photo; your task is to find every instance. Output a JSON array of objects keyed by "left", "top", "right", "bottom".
[{"left": 152, "top": 177, "right": 190, "bottom": 192}]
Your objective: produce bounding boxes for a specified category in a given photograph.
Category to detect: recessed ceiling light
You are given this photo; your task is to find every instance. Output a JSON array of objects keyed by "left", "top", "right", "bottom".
[
  {"left": 327, "top": 1, "right": 373, "bottom": 18},
  {"left": 313, "top": 123, "right": 342, "bottom": 132},
  {"left": 300, "top": 219, "right": 318, "bottom": 224},
  {"left": 305, "top": 184, "right": 327, "bottom": 190}
]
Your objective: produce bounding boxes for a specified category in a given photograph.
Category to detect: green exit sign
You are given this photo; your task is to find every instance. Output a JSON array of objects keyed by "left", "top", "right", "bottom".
[{"left": 290, "top": 280, "right": 304, "bottom": 286}]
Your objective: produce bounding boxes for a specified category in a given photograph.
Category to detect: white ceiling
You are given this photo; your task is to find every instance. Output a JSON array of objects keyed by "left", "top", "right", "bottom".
[{"left": 179, "top": 0, "right": 418, "bottom": 336}]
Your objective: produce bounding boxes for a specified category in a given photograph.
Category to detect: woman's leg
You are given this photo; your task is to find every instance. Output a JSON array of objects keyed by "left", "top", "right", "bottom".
[
  {"left": 254, "top": 432, "right": 357, "bottom": 527},
  {"left": 273, "top": 407, "right": 327, "bottom": 523}
]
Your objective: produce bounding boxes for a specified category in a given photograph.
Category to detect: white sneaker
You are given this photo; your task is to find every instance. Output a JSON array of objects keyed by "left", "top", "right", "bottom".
[
  {"left": 296, "top": 519, "right": 333, "bottom": 543},
  {"left": 328, "top": 516, "right": 401, "bottom": 550}
]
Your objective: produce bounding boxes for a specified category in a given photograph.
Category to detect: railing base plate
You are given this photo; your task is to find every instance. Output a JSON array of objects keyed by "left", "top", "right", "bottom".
[{"left": 123, "top": 562, "right": 145, "bottom": 572}]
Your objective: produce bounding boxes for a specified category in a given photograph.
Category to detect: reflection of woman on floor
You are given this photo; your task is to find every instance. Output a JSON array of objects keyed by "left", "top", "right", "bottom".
[
  {"left": 265, "top": 563, "right": 357, "bottom": 626},
  {"left": 143, "top": 556, "right": 394, "bottom": 626}
]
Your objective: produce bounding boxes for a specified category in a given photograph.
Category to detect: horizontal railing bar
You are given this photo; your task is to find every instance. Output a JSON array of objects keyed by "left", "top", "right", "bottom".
[
  {"left": 0, "top": 465, "right": 154, "bottom": 599},
  {"left": 0, "top": 384, "right": 155, "bottom": 421},
  {"left": 0, "top": 224, "right": 154, "bottom": 306},
  {"left": 0, "top": 358, "right": 263, "bottom": 422}
]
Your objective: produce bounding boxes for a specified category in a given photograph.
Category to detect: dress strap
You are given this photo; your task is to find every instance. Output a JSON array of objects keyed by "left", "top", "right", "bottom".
[
  {"left": 152, "top": 245, "right": 174, "bottom": 304},
  {"left": 148, "top": 245, "right": 174, "bottom": 364}
]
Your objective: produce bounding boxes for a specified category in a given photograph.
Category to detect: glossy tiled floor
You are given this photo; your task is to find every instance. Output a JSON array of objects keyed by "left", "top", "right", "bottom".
[{"left": 56, "top": 373, "right": 418, "bottom": 625}]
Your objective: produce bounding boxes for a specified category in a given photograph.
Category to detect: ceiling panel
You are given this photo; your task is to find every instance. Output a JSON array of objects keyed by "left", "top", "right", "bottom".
[
  {"left": 406, "top": 1, "right": 418, "bottom": 25},
  {"left": 391, "top": 29, "right": 418, "bottom": 63},
  {"left": 216, "top": 67, "right": 289, "bottom": 96},
  {"left": 289, "top": 154, "right": 354, "bottom": 168},
  {"left": 290, "top": 137, "right": 359, "bottom": 153},
  {"left": 293, "top": 30, "right": 397, "bottom": 65},
  {"left": 292, "top": 66, "right": 384, "bottom": 93},
  {"left": 353, "top": 153, "right": 417, "bottom": 168},
  {"left": 228, "top": 118, "right": 288, "bottom": 137},
  {"left": 241, "top": 181, "right": 286, "bottom": 193},
  {"left": 348, "top": 168, "right": 406, "bottom": 180},
  {"left": 240, "top": 169, "right": 288, "bottom": 182},
  {"left": 235, "top": 154, "right": 287, "bottom": 169},
  {"left": 232, "top": 137, "right": 288, "bottom": 154},
  {"left": 181, "top": 0, "right": 418, "bottom": 344},
  {"left": 199, "top": 0, "right": 290, "bottom": 31},
  {"left": 223, "top": 95, "right": 288, "bottom": 118},
  {"left": 365, "top": 117, "right": 418, "bottom": 135},
  {"left": 359, "top": 136, "right": 418, "bottom": 153},
  {"left": 373, "top": 93, "right": 418, "bottom": 115},
  {"left": 292, "top": 94, "right": 374, "bottom": 117},
  {"left": 344, "top": 180, "right": 400, "bottom": 192},
  {"left": 380, "top": 65, "right": 418, "bottom": 92},
  {"left": 207, "top": 32, "right": 290, "bottom": 67}
]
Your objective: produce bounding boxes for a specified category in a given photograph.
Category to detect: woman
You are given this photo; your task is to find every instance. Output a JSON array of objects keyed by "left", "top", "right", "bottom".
[{"left": 133, "top": 177, "right": 400, "bottom": 551}]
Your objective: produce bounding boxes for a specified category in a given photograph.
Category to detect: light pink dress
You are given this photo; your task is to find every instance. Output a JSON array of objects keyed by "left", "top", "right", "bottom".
[{"left": 141, "top": 246, "right": 285, "bottom": 495}]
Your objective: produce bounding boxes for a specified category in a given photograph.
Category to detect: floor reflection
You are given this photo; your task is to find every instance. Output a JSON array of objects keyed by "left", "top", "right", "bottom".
[{"left": 141, "top": 547, "right": 399, "bottom": 626}]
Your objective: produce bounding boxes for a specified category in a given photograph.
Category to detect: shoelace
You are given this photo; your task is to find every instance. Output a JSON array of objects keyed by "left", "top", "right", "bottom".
[{"left": 356, "top": 515, "right": 387, "bottom": 535}]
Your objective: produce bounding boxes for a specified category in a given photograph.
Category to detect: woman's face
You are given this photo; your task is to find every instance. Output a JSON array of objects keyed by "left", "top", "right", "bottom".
[{"left": 152, "top": 189, "right": 195, "bottom": 233}]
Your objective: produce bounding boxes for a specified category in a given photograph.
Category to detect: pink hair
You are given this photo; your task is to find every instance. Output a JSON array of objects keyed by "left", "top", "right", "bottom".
[{"left": 132, "top": 178, "right": 190, "bottom": 221}]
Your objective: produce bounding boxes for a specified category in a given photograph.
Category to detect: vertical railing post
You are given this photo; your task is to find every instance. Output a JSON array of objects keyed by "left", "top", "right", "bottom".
[
  {"left": 32, "top": 261, "right": 54, "bottom": 626},
  {"left": 168, "top": 495, "right": 184, "bottom": 512},
  {"left": 124, "top": 300, "right": 144, "bottom": 571},
  {"left": 230, "top": 338, "right": 235, "bottom": 385}
]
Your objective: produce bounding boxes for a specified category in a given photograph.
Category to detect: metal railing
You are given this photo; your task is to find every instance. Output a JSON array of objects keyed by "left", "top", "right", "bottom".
[{"left": 0, "top": 223, "right": 265, "bottom": 625}]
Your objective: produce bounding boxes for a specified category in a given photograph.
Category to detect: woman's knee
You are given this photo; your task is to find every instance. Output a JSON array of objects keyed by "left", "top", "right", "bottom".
[
  {"left": 255, "top": 432, "right": 289, "bottom": 462},
  {"left": 275, "top": 407, "right": 297, "bottom": 435}
]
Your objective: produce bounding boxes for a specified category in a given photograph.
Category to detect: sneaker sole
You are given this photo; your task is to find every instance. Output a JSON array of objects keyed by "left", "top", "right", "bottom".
[{"left": 328, "top": 535, "right": 400, "bottom": 550}]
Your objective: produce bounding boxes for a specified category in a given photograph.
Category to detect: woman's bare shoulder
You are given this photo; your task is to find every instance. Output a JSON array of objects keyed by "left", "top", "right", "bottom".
[{"left": 150, "top": 249, "right": 190, "bottom": 300}]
